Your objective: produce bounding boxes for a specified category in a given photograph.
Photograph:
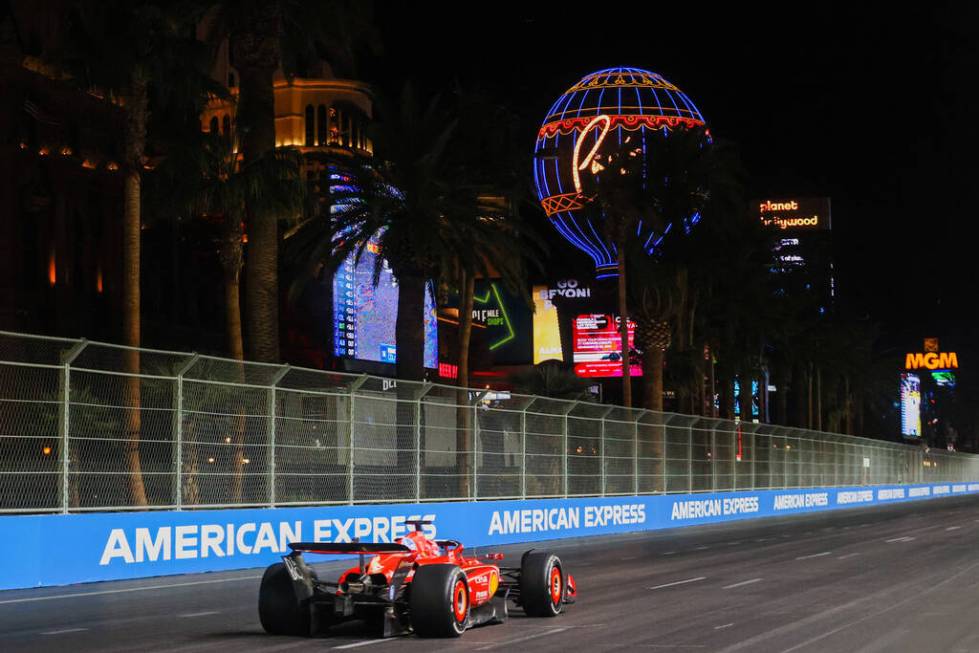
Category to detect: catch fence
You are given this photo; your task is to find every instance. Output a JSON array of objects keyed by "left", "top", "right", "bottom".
[{"left": 0, "top": 330, "right": 975, "bottom": 513}]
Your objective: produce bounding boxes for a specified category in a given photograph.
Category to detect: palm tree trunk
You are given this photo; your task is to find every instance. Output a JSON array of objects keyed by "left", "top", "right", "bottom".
[
  {"left": 456, "top": 272, "right": 475, "bottom": 498},
  {"left": 234, "top": 13, "right": 281, "bottom": 364},
  {"left": 220, "top": 217, "right": 247, "bottom": 502},
  {"left": 708, "top": 346, "right": 717, "bottom": 417},
  {"left": 220, "top": 218, "right": 245, "bottom": 361},
  {"left": 123, "top": 68, "right": 148, "bottom": 507},
  {"left": 617, "top": 245, "right": 632, "bottom": 406},
  {"left": 642, "top": 346, "right": 664, "bottom": 411},
  {"left": 394, "top": 272, "right": 427, "bottom": 493},
  {"left": 395, "top": 272, "right": 427, "bottom": 381}
]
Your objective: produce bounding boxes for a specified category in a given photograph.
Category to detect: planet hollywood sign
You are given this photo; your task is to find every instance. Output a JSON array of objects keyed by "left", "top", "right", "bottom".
[{"left": 758, "top": 197, "right": 831, "bottom": 231}]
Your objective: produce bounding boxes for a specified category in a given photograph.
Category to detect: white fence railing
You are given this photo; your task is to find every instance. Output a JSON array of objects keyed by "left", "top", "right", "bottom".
[{"left": 1, "top": 330, "right": 975, "bottom": 513}]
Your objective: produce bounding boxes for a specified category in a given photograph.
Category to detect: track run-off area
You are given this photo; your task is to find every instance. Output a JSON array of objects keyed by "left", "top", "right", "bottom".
[{"left": 3, "top": 495, "right": 979, "bottom": 652}]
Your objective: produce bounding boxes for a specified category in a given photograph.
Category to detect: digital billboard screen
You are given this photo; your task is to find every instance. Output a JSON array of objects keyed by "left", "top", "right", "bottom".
[
  {"left": 470, "top": 281, "right": 532, "bottom": 365},
  {"left": 572, "top": 313, "right": 641, "bottom": 378},
  {"left": 332, "top": 233, "right": 437, "bottom": 368},
  {"left": 532, "top": 280, "right": 592, "bottom": 364},
  {"left": 900, "top": 373, "right": 921, "bottom": 438}
]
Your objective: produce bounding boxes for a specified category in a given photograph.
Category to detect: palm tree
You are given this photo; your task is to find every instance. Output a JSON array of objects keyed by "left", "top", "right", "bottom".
[
  {"left": 595, "top": 127, "right": 739, "bottom": 410},
  {"left": 156, "top": 122, "right": 304, "bottom": 500},
  {"left": 58, "top": 0, "right": 214, "bottom": 505},
  {"left": 329, "top": 84, "right": 469, "bottom": 381},
  {"left": 195, "top": 0, "right": 379, "bottom": 363}
]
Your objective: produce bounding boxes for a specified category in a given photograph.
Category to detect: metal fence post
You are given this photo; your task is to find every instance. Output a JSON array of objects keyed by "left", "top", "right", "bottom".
[
  {"left": 521, "top": 398, "right": 535, "bottom": 500},
  {"left": 633, "top": 410, "right": 646, "bottom": 496},
  {"left": 347, "top": 375, "right": 369, "bottom": 504},
  {"left": 471, "top": 391, "right": 488, "bottom": 501},
  {"left": 562, "top": 402, "right": 578, "bottom": 498},
  {"left": 60, "top": 339, "right": 87, "bottom": 514},
  {"left": 711, "top": 423, "right": 717, "bottom": 492},
  {"left": 172, "top": 354, "right": 199, "bottom": 510},
  {"left": 267, "top": 365, "right": 291, "bottom": 507},
  {"left": 599, "top": 406, "right": 614, "bottom": 497},
  {"left": 414, "top": 383, "right": 433, "bottom": 503},
  {"left": 688, "top": 420, "right": 694, "bottom": 493}
]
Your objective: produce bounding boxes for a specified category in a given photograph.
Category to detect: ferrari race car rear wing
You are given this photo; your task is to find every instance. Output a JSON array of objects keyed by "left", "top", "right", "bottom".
[{"left": 288, "top": 542, "right": 410, "bottom": 555}]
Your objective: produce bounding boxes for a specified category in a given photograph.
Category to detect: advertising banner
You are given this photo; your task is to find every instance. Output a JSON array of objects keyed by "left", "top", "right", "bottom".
[
  {"left": 572, "top": 314, "right": 642, "bottom": 378},
  {"left": 2, "top": 483, "right": 977, "bottom": 590}
]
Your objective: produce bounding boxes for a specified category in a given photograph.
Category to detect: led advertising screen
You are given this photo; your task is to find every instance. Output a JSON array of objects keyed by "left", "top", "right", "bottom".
[
  {"left": 932, "top": 371, "right": 957, "bottom": 388},
  {"left": 332, "top": 234, "right": 437, "bottom": 368},
  {"left": 733, "top": 378, "right": 760, "bottom": 418},
  {"left": 471, "top": 281, "right": 532, "bottom": 365},
  {"left": 572, "top": 313, "right": 642, "bottom": 378},
  {"left": 532, "top": 280, "right": 593, "bottom": 364},
  {"left": 900, "top": 373, "right": 922, "bottom": 438}
]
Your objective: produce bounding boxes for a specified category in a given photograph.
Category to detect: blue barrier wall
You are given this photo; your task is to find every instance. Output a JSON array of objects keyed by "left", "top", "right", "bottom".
[{"left": 2, "top": 482, "right": 977, "bottom": 590}]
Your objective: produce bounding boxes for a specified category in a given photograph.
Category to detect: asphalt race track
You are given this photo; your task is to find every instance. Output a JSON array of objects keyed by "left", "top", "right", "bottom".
[{"left": 4, "top": 496, "right": 979, "bottom": 652}]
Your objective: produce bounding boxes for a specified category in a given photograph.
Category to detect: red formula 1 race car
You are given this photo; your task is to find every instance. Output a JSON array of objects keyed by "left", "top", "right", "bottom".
[{"left": 259, "top": 520, "right": 576, "bottom": 638}]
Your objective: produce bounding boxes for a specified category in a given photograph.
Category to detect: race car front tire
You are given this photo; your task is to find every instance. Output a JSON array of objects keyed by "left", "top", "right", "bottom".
[
  {"left": 409, "top": 564, "right": 468, "bottom": 637},
  {"left": 520, "top": 551, "right": 564, "bottom": 617},
  {"left": 258, "top": 562, "right": 311, "bottom": 636}
]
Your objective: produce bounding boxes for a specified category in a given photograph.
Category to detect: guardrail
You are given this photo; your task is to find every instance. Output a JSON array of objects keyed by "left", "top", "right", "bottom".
[{"left": 1, "top": 330, "right": 976, "bottom": 513}]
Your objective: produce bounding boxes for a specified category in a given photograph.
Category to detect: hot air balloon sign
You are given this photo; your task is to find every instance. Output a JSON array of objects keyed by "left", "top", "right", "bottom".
[{"left": 533, "top": 67, "right": 707, "bottom": 278}]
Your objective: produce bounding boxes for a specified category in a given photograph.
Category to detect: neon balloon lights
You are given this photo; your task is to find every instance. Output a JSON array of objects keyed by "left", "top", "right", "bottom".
[{"left": 533, "top": 67, "right": 707, "bottom": 278}]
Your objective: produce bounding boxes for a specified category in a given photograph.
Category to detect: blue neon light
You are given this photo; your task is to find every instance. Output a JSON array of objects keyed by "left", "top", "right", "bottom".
[{"left": 534, "top": 67, "right": 708, "bottom": 276}]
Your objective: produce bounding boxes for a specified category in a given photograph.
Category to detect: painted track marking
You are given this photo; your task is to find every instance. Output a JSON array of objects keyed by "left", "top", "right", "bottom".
[
  {"left": 947, "top": 526, "right": 962, "bottom": 531},
  {"left": 885, "top": 536, "right": 915, "bottom": 543},
  {"left": 333, "top": 638, "right": 398, "bottom": 650},
  {"left": 0, "top": 575, "right": 260, "bottom": 605},
  {"left": 649, "top": 577, "right": 707, "bottom": 590},
  {"left": 723, "top": 578, "right": 762, "bottom": 589},
  {"left": 715, "top": 623, "right": 735, "bottom": 630},
  {"left": 178, "top": 611, "right": 220, "bottom": 618},
  {"left": 796, "top": 551, "right": 832, "bottom": 560},
  {"left": 474, "top": 627, "right": 569, "bottom": 650},
  {"left": 837, "top": 553, "right": 861, "bottom": 560},
  {"left": 41, "top": 628, "right": 88, "bottom": 635}
]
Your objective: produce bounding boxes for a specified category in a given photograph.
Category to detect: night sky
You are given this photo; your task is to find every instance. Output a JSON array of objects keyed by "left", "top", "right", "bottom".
[{"left": 367, "top": 2, "right": 979, "bottom": 346}]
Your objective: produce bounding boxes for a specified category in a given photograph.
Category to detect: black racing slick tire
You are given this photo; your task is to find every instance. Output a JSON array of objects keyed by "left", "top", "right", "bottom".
[
  {"left": 520, "top": 551, "right": 564, "bottom": 617},
  {"left": 258, "top": 562, "right": 311, "bottom": 636},
  {"left": 409, "top": 564, "right": 469, "bottom": 638}
]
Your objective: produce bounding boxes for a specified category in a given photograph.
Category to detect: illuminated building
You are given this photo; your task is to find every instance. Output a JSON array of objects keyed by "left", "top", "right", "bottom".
[
  {"left": 758, "top": 197, "right": 835, "bottom": 313},
  {"left": 0, "top": 2, "right": 125, "bottom": 338},
  {"left": 533, "top": 67, "right": 707, "bottom": 279}
]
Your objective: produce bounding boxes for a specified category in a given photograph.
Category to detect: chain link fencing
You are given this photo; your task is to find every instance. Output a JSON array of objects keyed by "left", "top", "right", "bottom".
[{"left": 0, "top": 330, "right": 976, "bottom": 513}]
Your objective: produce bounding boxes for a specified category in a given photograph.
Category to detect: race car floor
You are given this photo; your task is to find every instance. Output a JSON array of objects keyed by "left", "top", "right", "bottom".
[{"left": 3, "top": 495, "right": 979, "bottom": 652}]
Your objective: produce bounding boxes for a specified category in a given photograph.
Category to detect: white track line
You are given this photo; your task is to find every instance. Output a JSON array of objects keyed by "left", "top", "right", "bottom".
[
  {"left": 837, "top": 553, "right": 861, "bottom": 560},
  {"left": 885, "top": 536, "right": 915, "bottom": 543},
  {"left": 0, "top": 575, "right": 259, "bottom": 605},
  {"left": 474, "top": 627, "right": 569, "bottom": 651},
  {"left": 795, "top": 551, "right": 832, "bottom": 560},
  {"left": 41, "top": 628, "right": 88, "bottom": 635},
  {"left": 333, "top": 638, "right": 398, "bottom": 650},
  {"left": 946, "top": 526, "right": 962, "bottom": 531},
  {"left": 178, "top": 611, "right": 220, "bottom": 618},
  {"left": 723, "top": 578, "right": 762, "bottom": 590},
  {"left": 714, "top": 623, "right": 735, "bottom": 630},
  {"left": 648, "top": 577, "right": 707, "bottom": 590}
]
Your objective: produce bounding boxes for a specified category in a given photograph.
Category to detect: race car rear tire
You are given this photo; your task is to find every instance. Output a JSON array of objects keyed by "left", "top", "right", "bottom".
[
  {"left": 520, "top": 551, "right": 564, "bottom": 617},
  {"left": 259, "top": 562, "right": 311, "bottom": 636},
  {"left": 409, "top": 564, "right": 468, "bottom": 637}
]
